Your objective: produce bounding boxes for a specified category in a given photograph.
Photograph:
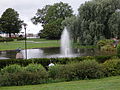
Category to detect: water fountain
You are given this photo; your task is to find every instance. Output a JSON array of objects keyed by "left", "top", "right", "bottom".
[{"left": 60, "top": 27, "right": 72, "bottom": 57}]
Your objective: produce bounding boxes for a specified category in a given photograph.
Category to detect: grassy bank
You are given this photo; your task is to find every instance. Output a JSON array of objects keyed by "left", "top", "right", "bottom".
[
  {"left": 0, "top": 76, "right": 120, "bottom": 90},
  {"left": 0, "top": 39, "right": 60, "bottom": 51}
]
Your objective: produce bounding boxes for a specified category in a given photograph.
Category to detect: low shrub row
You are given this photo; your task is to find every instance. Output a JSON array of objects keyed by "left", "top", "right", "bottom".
[
  {"left": 0, "top": 37, "right": 14, "bottom": 42},
  {"left": 0, "top": 37, "right": 25, "bottom": 42},
  {"left": 0, "top": 59, "right": 120, "bottom": 86},
  {"left": 0, "top": 55, "right": 114, "bottom": 69},
  {"left": 0, "top": 64, "right": 48, "bottom": 86}
]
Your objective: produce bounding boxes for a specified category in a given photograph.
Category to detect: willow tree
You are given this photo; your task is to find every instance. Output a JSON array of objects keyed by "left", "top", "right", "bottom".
[{"left": 78, "top": 0, "right": 120, "bottom": 45}]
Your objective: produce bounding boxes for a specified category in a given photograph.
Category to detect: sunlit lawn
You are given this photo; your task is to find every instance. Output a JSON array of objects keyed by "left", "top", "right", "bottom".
[
  {"left": 0, "top": 39, "right": 60, "bottom": 51},
  {"left": 0, "top": 76, "right": 120, "bottom": 90}
]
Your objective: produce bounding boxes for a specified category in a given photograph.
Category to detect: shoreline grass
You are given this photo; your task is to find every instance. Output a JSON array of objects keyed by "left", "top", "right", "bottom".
[
  {"left": 0, "top": 39, "right": 60, "bottom": 51},
  {"left": 0, "top": 76, "right": 120, "bottom": 90}
]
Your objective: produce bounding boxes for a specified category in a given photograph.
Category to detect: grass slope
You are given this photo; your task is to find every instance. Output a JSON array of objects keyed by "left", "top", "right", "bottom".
[
  {"left": 0, "top": 76, "right": 120, "bottom": 90},
  {"left": 0, "top": 39, "right": 60, "bottom": 51}
]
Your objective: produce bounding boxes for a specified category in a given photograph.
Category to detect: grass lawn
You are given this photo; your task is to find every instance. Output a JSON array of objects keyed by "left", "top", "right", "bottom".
[
  {"left": 0, "top": 76, "right": 120, "bottom": 90},
  {"left": 0, "top": 38, "right": 60, "bottom": 51}
]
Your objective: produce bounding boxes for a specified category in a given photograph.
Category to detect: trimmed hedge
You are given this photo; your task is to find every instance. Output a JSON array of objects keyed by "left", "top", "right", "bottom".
[{"left": 0, "top": 55, "right": 114, "bottom": 69}]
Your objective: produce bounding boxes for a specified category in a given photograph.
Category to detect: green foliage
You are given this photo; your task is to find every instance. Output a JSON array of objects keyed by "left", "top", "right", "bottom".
[
  {"left": 74, "top": 0, "right": 120, "bottom": 45},
  {"left": 0, "top": 64, "right": 48, "bottom": 86},
  {"left": 103, "top": 59, "right": 120, "bottom": 76},
  {"left": 25, "top": 63, "right": 47, "bottom": 73},
  {"left": 48, "top": 60, "right": 104, "bottom": 80},
  {"left": 0, "top": 64, "right": 23, "bottom": 74},
  {"left": 0, "top": 37, "right": 14, "bottom": 42},
  {"left": 101, "top": 45, "right": 115, "bottom": 52},
  {"left": 0, "top": 8, "right": 23, "bottom": 37},
  {"left": 32, "top": 2, "right": 73, "bottom": 39},
  {"left": 0, "top": 56, "right": 113, "bottom": 69},
  {"left": 95, "top": 55, "right": 113, "bottom": 63},
  {"left": 97, "top": 39, "right": 114, "bottom": 47},
  {"left": 117, "top": 44, "right": 120, "bottom": 57},
  {"left": 73, "top": 60, "right": 104, "bottom": 79}
]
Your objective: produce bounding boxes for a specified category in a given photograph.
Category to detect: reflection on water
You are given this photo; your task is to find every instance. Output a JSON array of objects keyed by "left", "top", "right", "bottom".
[{"left": 0, "top": 47, "right": 102, "bottom": 59}]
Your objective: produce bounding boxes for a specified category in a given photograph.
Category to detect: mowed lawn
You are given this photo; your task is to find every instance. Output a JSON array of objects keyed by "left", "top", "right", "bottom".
[
  {"left": 0, "top": 76, "right": 120, "bottom": 90},
  {"left": 0, "top": 39, "right": 60, "bottom": 51}
]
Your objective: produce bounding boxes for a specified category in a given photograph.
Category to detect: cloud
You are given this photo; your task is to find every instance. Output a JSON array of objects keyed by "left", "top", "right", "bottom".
[{"left": 0, "top": 0, "right": 91, "bottom": 34}]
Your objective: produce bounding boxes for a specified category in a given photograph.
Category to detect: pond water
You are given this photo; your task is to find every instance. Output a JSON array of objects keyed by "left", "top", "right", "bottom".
[{"left": 0, "top": 47, "right": 100, "bottom": 59}]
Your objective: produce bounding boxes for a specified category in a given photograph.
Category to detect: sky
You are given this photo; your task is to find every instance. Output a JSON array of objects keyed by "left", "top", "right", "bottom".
[{"left": 0, "top": 0, "right": 90, "bottom": 34}]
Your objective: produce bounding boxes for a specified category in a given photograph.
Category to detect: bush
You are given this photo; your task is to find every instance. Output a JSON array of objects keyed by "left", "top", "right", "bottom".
[
  {"left": 103, "top": 59, "right": 120, "bottom": 76},
  {"left": 25, "top": 63, "right": 47, "bottom": 72},
  {"left": 97, "top": 39, "right": 114, "bottom": 48},
  {"left": 117, "top": 44, "right": 120, "bottom": 57},
  {"left": 95, "top": 55, "right": 113, "bottom": 63},
  {"left": 0, "top": 64, "right": 48, "bottom": 86},
  {"left": 48, "top": 60, "right": 104, "bottom": 80},
  {"left": 0, "top": 71, "right": 48, "bottom": 86},
  {"left": 74, "top": 60, "right": 104, "bottom": 79},
  {"left": 0, "top": 56, "right": 115, "bottom": 69},
  {"left": 0, "top": 37, "right": 14, "bottom": 42},
  {"left": 48, "top": 64, "right": 76, "bottom": 81},
  {"left": 0, "top": 64, "right": 23, "bottom": 74}
]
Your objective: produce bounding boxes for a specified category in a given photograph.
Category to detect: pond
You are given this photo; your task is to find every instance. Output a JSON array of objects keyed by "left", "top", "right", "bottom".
[{"left": 0, "top": 47, "right": 100, "bottom": 59}]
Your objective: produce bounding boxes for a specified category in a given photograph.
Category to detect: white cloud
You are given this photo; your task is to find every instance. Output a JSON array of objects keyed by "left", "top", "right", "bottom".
[{"left": 0, "top": 0, "right": 91, "bottom": 34}]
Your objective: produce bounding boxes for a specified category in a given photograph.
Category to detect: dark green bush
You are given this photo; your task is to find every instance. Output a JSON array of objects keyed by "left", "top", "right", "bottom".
[
  {"left": 0, "top": 56, "right": 114, "bottom": 69},
  {"left": 48, "top": 60, "right": 104, "bottom": 80},
  {"left": 0, "top": 64, "right": 23, "bottom": 74},
  {"left": 0, "top": 71, "right": 48, "bottom": 86},
  {"left": 103, "top": 59, "right": 120, "bottom": 76},
  {"left": 97, "top": 39, "right": 114, "bottom": 48},
  {"left": 117, "top": 44, "right": 120, "bottom": 57},
  {"left": 0, "top": 37, "right": 14, "bottom": 42},
  {"left": 0, "top": 64, "right": 48, "bottom": 86},
  {"left": 74, "top": 60, "right": 104, "bottom": 79},
  {"left": 48, "top": 64, "right": 76, "bottom": 81},
  {"left": 95, "top": 55, "right": 113, "bottom": 63}
]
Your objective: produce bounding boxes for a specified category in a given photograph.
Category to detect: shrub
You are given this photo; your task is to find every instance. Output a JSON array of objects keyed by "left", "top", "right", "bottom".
[
  {"left": 117, "top": 44, "right": 120, "bottom": 57},
  {"left": 0, "top": 71, "right": 48, "bottom": 86},
  {"left": 103, "top": 59, "right": 120, "bottom": 76},
  {"left": 48, "top": 60, "right": 104, "bottom": 80},
  {"left": 25, "top": 63, "right": 47, "bottom": 72},
  {"left": 97, "top": 39, "right": 114, "bottom": 48},
  {"left": 0, "top": 64, "right": 48, "bottom": 86},
  {"left": 101, "top": 45, "right": 115, "bottom": 52},
  {"left": 0, "top": 64, "right": 23, "bottom": 74},
  {"left": 48, "top": 64, "right": 76, "bottom": 81},
  {"left": 74, "top": 60, "right": 104, "bottom": 79},
  {"left": 95, "top": 55, "right": 112, "bottom": 63}
]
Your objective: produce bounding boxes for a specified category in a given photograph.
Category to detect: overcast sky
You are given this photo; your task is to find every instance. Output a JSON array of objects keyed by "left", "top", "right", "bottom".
[{"left": 0, "top": 0, "right": 90, "bottom": 34}]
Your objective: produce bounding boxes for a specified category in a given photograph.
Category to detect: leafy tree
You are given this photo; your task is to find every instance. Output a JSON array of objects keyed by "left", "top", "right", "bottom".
[
  {"left": 32, "top": 2, "right": 73, "bottom": 39},
  {"left": 0, "top": 8, "right": 23, "bottom": 37},
  {"left": 77, "top": 0, "right": 120, "bottom": 45},
  {"left": 108, "top": 11, "right": 120, "bottom": 38},
  {"left": 62, "top": 16, "right": 81, "bottom": 43}
]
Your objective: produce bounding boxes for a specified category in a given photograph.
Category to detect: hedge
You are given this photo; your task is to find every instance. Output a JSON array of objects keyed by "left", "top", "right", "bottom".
[{"left": 0, "top": 55, "right": 114, "bottom": 69}]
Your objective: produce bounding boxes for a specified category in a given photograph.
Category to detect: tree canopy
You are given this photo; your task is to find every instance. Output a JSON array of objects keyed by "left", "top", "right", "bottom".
[
  {"left": 0, "top": 8, "right": 23, "bottom": 37},
  {"left": 62, "top": 0, "right": 120, "bottom": 45},
  {"left": 32, "top": 2, "right": 73, "bottom": 39}
]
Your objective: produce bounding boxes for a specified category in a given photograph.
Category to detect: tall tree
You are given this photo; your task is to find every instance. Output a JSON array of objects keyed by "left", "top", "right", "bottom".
[
  {"left": 108, "top": 11, "right": 120, "bottom": 38},
  {"left": 32, "top": 2, "right": 73, "bottom": 39},
  {"left": 78, "top": 0, "right": 120, "bottom": 45},
  {"left": 0, "top": 8, "right": 23, "bottom": 37}
]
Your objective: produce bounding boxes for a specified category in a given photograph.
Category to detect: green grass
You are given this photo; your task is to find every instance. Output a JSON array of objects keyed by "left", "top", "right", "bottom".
[
  {"left": 0, "top": 76, "right": 120, "bottom": 90},
  {"left": 0, "top": 39, "right": 60, "bottom": 51}
]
